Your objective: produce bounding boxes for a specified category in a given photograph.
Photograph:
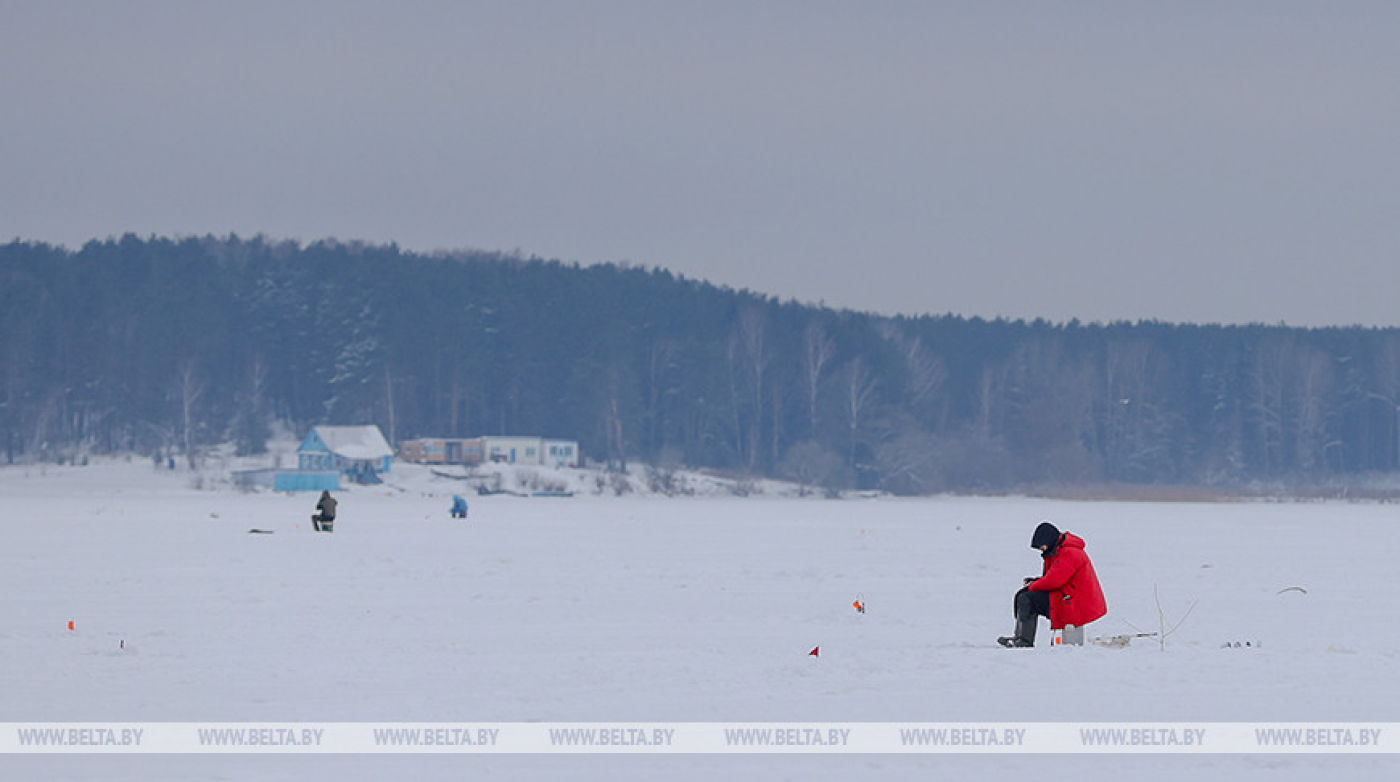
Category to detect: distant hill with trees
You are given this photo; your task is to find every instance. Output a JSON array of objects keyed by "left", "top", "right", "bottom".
[{"left": 5, "top": 234, "right": 1400, "bottom": 495}]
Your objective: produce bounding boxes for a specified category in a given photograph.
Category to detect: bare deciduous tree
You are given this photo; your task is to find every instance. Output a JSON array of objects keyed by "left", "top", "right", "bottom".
[
  {"left": 178, "top": 359, "right": 205, "bottom": 469},
  {"left": 1293, "top": 346, "right": 1334, "bottom": 472},
  {"left": 876, "top": 323, "right": 947, "bottom": 414},
  {"left": 728, "top": 305, "right": 771, "bottom": 471},
  {"left": 841, "top": 357, "right": 879, "bottom": 470},
  {"left": 802, "top": 320, "right": 835, "bottom": 437},
  {"left": 645, "top": 337, "right": 679, "bottom": 456}
]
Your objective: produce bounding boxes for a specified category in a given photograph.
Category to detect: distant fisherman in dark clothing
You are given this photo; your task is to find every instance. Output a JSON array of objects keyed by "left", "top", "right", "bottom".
[{"left": 312, "top": 491, "right": 337, "bottom": 533}]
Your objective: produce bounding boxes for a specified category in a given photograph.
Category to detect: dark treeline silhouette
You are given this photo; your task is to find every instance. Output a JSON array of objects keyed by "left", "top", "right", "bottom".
[{"left": 4, "top": 234, "right": 1400, "bottom": 493}]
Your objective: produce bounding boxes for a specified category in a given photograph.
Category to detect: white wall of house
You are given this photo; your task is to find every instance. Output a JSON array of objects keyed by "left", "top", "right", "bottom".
[
  {"left": 543, "top": 439, "right": 579, "bottom": 468},
  {"left": 481, "top": 436, "right": 544, "bottom": 465},
  {"left": 479, "top": 436, "right": 579, "bottom": 467}
]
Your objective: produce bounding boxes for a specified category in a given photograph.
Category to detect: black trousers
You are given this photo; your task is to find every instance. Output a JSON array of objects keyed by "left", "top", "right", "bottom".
[{"left": 1013, "top": 588, "right": 1051, "bottom": 644}]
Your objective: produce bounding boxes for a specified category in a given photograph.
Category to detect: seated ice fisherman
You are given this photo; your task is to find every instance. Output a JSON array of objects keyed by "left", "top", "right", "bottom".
[
  {"left": 998, "top": 521, "right": 1106, "bottom": 647},
  {"left": 312, "top": 491, "right": 337, "bottom": 533}
]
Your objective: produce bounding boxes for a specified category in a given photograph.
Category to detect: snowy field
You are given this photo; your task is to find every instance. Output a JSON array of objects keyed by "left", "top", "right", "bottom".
[{"left": 2, "top": 457, "right": 1398, "bottom": 780}]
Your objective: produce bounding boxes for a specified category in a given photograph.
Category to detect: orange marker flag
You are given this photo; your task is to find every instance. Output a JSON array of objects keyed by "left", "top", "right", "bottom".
[
  {"left": 853, "top": 600, "right": 865, "bottom": 614},
  {"left": 809, "top": 646, "right": 820, "bottom": 657},
  {"left": 68, "top": 620, "right": 75, "bottom": 631}
]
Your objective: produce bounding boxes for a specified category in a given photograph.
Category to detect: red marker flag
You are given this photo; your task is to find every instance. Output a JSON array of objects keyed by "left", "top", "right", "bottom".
[{"left": 809, "top": 646, "right": 820, "bottom": 657}]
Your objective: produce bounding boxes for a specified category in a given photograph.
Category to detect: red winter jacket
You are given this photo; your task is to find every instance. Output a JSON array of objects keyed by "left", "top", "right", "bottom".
[{"left": 1028, "top": 532, "right": 1106, "bottom": 630}]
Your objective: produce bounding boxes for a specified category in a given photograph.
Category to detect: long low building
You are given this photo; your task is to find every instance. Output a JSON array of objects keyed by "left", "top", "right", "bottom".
[{"left": 400, "top": 436, "right": 579, "bottom": 468}]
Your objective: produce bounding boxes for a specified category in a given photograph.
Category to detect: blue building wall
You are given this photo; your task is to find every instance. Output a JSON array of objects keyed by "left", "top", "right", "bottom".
[
  {"left": 273, "top": 471, "right": 341, "bottom": 492},
  {"left": 298, "top": 430, "right": 333, "bottom": 471}
]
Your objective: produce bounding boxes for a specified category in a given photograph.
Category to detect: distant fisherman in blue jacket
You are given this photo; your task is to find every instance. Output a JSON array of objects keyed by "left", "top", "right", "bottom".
[{"left": 451, "top": 494, "right": 469, "bottom": 519}]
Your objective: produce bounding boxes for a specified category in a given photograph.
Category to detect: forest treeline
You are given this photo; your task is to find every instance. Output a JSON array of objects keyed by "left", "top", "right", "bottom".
[{"left": 4, "top": 234, "right": 1400, "bottom": 494}]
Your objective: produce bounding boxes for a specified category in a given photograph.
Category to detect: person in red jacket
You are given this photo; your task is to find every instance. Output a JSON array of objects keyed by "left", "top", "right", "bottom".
[{"left": 998, "top": 521, "right": 1107, "bottom": 648}]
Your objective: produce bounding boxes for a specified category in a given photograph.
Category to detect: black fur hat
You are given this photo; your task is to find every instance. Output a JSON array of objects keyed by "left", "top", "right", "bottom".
[{"left": 1030, "top": 521, "right": 1061, "bottom": 550}]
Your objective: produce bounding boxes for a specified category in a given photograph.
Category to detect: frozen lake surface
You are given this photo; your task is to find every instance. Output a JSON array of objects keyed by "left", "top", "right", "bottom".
[{"left": 1, "top": 459, "right": 1396, "bottom": 780}]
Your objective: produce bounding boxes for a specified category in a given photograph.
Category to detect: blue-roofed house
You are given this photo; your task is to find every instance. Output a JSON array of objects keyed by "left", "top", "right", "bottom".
[{"left": 298, "top": 425, "right": 394, "bottom": 483}]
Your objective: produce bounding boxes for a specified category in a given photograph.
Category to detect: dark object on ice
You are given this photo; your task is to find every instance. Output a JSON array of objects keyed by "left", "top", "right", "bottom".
[
  {"left": 1277, "top": 586, "right": 1308, "bottom": 595},
  {"left": 432, "top": 469, "right": 470, "bottom": 481},
  {"left": 247, "top": 529, "right": 275, "bottom": 534}
]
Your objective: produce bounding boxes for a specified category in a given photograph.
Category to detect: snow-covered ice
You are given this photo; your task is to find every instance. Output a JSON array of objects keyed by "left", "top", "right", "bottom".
[{"left": 1, "top": 457, "right": 1397, "bottom": 780}]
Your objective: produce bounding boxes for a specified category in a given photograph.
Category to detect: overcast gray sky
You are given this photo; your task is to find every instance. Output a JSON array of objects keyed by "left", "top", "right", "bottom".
[{"left": 3, "top": 1, "right": 1398, "bottom": 327}]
